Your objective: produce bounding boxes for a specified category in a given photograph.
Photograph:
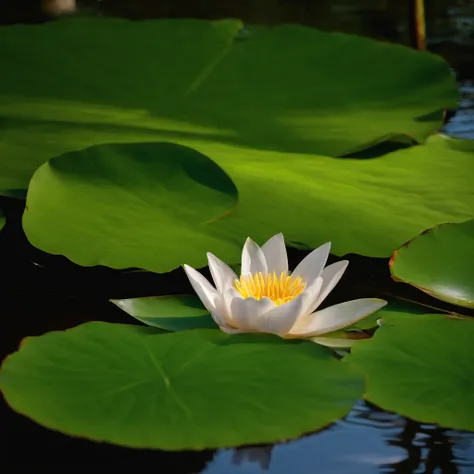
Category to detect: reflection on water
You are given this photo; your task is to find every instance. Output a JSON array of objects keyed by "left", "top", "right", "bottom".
[
  {"left": 443, "top": 81, "right": 474, "bottom": 139},
  {"left": 203, "top": 401, "right": 474, "bottom": 474}
]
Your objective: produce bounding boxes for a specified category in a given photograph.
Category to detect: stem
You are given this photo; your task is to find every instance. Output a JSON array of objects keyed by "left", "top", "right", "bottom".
[{"left": 414, "top": 0, "right": 426, "bottom": 50}]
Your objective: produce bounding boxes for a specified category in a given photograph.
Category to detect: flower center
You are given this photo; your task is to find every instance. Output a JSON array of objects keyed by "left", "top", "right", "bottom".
[{"left": 234, "top": 271, "right": 306, "bottom": 306}]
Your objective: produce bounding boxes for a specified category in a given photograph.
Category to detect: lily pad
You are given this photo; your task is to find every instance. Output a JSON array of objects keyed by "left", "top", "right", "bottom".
[
  {"left": 0, "top": 322, "right": 363, "bottom": 450},
  {"left": 23, "top": 135, "right": 474, "bottom": 272},
  {"left": 346, "top": 313, "right": 474, "bottom": 431},
  {"left": 0, "top": 17, "right": 457, "bottom": 194},
  {"left": 111, "top": 295, "right": 216, "bottom": 331},
  {"left": 390, "top": 219, "right": 474, "bottom": 309},
  {"left": 23, "top": 142, "right": 239, "bottom": 271}
]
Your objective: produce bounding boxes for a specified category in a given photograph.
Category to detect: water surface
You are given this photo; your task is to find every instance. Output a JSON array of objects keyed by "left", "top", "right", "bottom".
[{"left": 204, "top": 402, "right": 474, "bottom": 473}]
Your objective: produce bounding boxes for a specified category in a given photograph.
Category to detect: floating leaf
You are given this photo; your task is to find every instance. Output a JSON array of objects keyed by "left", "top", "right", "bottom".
[
  {"left": 346, "top": 313, "right": 474, "bottom": 431},
  {"left": 0, "top": 322, "right": 363, "bottom": 449},
  {"left": 23, "top": 142, "right": 239, "bottom": 271},
  {"left": 0, "top": 17, "right": 457, "bottom": 194},
  {"left": 111, "top": 295, "right": 215, "bottom": 331},
  {"left": 390, "top": 219, "right": 474, "bottom": 308},
  {"left": 23, "top": 135, "right": 474, "bottom": 272}
]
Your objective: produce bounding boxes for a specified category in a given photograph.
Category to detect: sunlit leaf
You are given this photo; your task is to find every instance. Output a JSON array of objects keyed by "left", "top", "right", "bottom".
[
  {"left": 23, "top": 142, "right": 239, "bottom": 272},
  {"left": 0, "top": 17, "right": 457, "bottom": 194},
  {"left": 23, "top": 136, "right": 474, "bottom": 272},
  {"left": 0, "top": 322, "right": 363, "bottom": 449}
]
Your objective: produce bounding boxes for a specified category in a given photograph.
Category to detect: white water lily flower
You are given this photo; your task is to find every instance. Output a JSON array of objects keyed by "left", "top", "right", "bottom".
[{"left": 183, "top": 233, "right": 387, "bottom": 342}]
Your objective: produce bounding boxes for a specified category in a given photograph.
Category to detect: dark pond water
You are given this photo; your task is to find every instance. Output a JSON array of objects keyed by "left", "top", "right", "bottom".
[
  {"left": 443, "top": 81, "right": 474, "bottom": 139},
  {"left": 1, "top": 0, "right": 474, "bottom": 469}
]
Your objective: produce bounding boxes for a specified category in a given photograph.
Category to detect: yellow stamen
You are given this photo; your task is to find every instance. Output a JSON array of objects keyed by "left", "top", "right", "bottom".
[{"left": 234, "top": 271, "right": 306, "bottom": 306}]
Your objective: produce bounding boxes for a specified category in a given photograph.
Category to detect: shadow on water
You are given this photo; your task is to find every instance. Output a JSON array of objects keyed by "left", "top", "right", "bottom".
[{"left": 1, "top": 0, "right": 474, "bottom": 469}]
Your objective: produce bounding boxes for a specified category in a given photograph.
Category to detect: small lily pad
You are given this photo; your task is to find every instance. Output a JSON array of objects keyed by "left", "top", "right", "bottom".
[
  {"left": 111, "top": 295, "right": 216, "bottom": 331},
  {"left": 0, "top": 322, "right": 363, "bottom": 450},
  {"left": 390, "top": 219, "right": 474, "bottom": 308}
]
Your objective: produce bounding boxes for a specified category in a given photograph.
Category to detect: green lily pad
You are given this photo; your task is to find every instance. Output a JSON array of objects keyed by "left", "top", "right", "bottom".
[
  {"left": 390, "top": 219, "right": 474, "bottom": 309},
  {"left": 0, "top": 322, "right": 363, "bottom": 450},
  {"left": 346, "top": 313, "right": 474, "bottom": 431},
  {"left": 111, "top": 295, "right": 216, "bottom": 331},
  {"left": 23, "top": 142, "right": 239, "bottom": 271},
  {"left": 0, "top": 17, "right": 457, "bottom": 194},
  {"left": 23, "top": 135, "right": 474, "bottom": 272}
]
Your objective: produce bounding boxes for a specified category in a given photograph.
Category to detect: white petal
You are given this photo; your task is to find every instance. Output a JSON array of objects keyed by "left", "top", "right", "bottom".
[
  {"left": 286, "top": 276, "right": 323, "bottom": 334},
  {"left": 207, "top": 252, "right": 238, "bottom": 293},
  {"left": 210, "top": 313, "right": 239, "bottom": 332},
  {"left": 259, "top": 294, "right": 306, "bottom": 337},
  {"left": 211, "top": 294, "right": 235, "bottom": 328},
  {"left": 220, "top": 286, "right": 241, "bottom": 326},
  {"left": 309, "top": 260, "right": 349, "bottom": 313},
  {"left": 292, "top": 242, "right": 331, "bottom": 284},
  {"left": 183, "top": 264, "right": 219, "bottom": 313},
  {"left": 289, "top": 298, "right": 387, "bottom": 337},
  {"left": 261, "top": 233, "right": 288, "bottom": 275},
  {"left": 210, "top": 313, "right": 230, "bottom": 328},
  {"left": 241, "top": 238, "right": 268, "bottom": 276},
  {"left": 230, "top": 297, "right": 275, "bottom": 332}
]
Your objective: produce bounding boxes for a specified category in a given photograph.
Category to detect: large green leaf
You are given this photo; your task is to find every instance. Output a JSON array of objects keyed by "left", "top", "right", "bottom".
[
  {"left": 390, "top": 219, "right": 474, "bottom": 308},
  {"left": 23, "top": 135, "right": 474, "bottom": 272},
  {"left": 0, "top": 322, "right": 363, "bottom": 449},
  {"left": 111, "top": 294, "right": 215, "bottom": 331},
  {"left": 0, "top": 17, "right": 457, "bottom": 194},
  {"left": 23, "top": 142, "right": 239, "bottom": 271},
  {"left": 346, "top": 313, "right": 474, "bottom": 431},
  {"left": 0, "top": 211, "right": 5, "bottom": 232}
]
